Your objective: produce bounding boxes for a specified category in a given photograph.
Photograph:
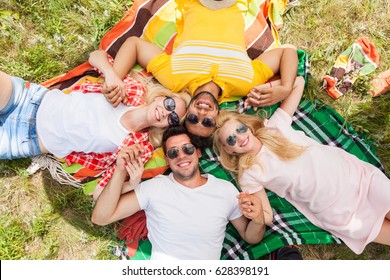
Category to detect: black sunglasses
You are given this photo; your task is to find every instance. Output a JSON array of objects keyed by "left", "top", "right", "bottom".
[
  {"left": 166, "top": 143, "right": 196, "bottom": 159},
  {"left": 185, "top": 113, "right": 215, "bottom": 128},
  {"left": 164, "top": 97, "right": 179, "bottom": 126},
  {"left": 226, "top": 123, "right": 249, "bottom": 146}
]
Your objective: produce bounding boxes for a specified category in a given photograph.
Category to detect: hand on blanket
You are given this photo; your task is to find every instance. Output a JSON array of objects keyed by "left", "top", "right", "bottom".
[
  {"left": 102, "top": 73, "right": 129, "bottom": 107},
  {"left": 237, "top": 192, "right": 264, "bottom": 225},
  {"left": 246, "top": 83, "right": 291, "bottom": 109}
]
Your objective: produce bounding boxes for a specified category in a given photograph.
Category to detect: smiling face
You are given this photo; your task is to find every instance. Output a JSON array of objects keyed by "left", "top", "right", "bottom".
[
  {"left": 218, "top": 119, "right": 260, "bottom": 155},
  {"left": 185, "top": 92, "right": 219, "bottom": 137},
  {"left": 147, "top": 96, "right": 187, "bottom": 128},
  {"left": 165, "top": 133, "right": 202, "bottom": 184}
]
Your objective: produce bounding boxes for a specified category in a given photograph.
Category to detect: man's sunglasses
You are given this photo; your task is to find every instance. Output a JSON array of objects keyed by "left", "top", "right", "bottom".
[
  {"left": 185, "top": 113, "right": 215, "bottom": 128},
  {"left": 164, "top": 97, "right": 179, "bottom": 127},
  {"left": 166, "top": 143, "right": 196, "bottom": 159},
  {"left": 226, "top": 123, "right": 249, "bottom": 146}
]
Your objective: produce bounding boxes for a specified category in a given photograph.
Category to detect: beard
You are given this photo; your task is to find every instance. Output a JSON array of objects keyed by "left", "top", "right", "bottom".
[
  {"left": 171, "top": 164, "right": 199, "bottom": 182},
  {"left": 189, "top": 91, "right": 219, "bottom": 109}
]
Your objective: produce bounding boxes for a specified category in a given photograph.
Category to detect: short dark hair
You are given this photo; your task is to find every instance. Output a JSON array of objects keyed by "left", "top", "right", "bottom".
[
  {"left": 186, "top": 131, "right": 213, "bottom": 149},
  {"left": 162, "top": 125, "right": 197, "bottom": 154}
]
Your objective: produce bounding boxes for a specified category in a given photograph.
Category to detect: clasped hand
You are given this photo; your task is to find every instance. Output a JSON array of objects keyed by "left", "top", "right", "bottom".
[
  {"left": 116, "top": 144, "right": 144, "bottom": 187},
  {"left": 237, "top": 192, "right": 264, "bottom": 225},
  {"left": 245, "top": 84, "right": 291, "bottom": 110},
  {"left": 102, "top": 73, "right": 129, "bottom": 107}
]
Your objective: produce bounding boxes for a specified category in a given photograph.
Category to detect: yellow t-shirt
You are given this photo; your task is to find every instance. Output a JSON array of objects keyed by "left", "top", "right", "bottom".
[{"left": 147, "top": 0, "right": 273, "bottom": 103}]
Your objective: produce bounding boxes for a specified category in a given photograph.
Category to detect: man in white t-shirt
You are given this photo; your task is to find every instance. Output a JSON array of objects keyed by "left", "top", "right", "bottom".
[{"left": 92, "top": 125, "right": 265, "bottom": 260}]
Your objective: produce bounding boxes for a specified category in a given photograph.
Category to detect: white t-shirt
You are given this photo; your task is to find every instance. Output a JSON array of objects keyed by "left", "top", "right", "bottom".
[
  {"left": 36, "top": 89, "right": 130, "bottom": 158},
  {"left": 134, "top": 173, "right": 242, "bottom": 260}
]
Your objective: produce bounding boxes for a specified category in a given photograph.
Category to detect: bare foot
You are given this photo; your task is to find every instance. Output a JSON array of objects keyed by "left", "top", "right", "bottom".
[{"left": 370, "top": 70, "right": 390, "bottom": 97}]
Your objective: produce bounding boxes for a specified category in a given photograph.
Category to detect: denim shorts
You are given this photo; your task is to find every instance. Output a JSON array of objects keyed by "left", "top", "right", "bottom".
[{"left": 0, "top": 76, "right": 48, "bottom": 159}]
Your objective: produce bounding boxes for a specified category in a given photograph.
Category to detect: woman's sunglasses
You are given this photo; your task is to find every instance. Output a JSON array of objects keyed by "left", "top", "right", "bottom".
[
  {"left": 164, "top": 97, "right": 179, "bottom": 126},
  {"left": 166, "top": 143, "right": 196, "bottom": 159},
  {"left": 185, "top": 113, "right": 215, "bottom": 128},
  {"left": 226, "top": 123, "right": 249, "bottom": 146}
]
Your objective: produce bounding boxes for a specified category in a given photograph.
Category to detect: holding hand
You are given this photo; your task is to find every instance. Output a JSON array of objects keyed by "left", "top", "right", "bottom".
[
  {"left": 116, "top": 144, "right": 144, "bottom": 171},
  {"left": 246, "top": 83, "right": 292, "bottom": 110},
  {"left": 116, "top": 145, "right": 145, "bottom": 188},
  {"left": 102, "top": 72, "right": 129, "bottom": 107},
  {"left": 88, "top": 50, "right": 129, "bottom": 107},
  {"left": 237, "top": 192, "right": 264, "bottom": 225}
]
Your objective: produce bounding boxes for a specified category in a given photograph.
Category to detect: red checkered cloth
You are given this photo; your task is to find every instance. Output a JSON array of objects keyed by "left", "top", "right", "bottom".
[
  {"left": 65, "top": 132, "right": 153, "bottom": 188},
  {"left": 64, "top": 56, "right": 153, "bottom": 188}
]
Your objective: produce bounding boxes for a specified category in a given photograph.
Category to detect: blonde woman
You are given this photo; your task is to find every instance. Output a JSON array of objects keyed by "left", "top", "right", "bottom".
[{"left": 213, "top": 76, "right": 390, "bottom": 254}]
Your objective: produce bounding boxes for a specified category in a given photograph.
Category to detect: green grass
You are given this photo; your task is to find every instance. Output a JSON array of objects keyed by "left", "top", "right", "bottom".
[
  {"left": 0, "top": 0, "right": 134, "bottom": 260},
  {"left": 0, "top": 0, "right": 389, "bottom": 260}
]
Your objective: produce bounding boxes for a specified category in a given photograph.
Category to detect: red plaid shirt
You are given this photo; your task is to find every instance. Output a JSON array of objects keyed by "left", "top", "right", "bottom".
[{"left": 65, "top": 60, "right": 153, "bottom": 188}]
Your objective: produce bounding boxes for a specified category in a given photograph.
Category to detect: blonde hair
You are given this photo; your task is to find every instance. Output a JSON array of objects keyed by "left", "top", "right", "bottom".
[
  {"left": 213, "top": 110, "right": 307, "bottom": 179},
  {"left": 132, "top": 72, "right": 191, "bottom": 147}
]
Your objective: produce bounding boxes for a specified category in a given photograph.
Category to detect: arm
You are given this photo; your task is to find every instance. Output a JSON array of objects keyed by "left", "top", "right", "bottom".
[
  {"left": 91, "top": 146, "right": 144, "bottom": 225},
  {"left": 230, "top": 193, "right": 266, "bottom": 244},
  {"left": 246, "top": 75, "right": 304, "bottom": 110},
  {"left": 250, "top": 189, "right": 273, "bottom": 226},
  {"left": 112, "top": 36, "right": 163, "bottom": 80},
  {"left": 279, "top": 75, "right": 305, "bottom": 117},
  {"left": 248, "top": 44, "right": 299, "bottom": 108},
  {"left": 88, "top": 50, "right": 127, "bottom": 107}
]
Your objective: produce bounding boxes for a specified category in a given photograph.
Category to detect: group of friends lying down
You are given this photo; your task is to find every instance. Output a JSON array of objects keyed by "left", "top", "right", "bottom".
[{"left": 1, "top": 0, "right": 389, "bottom": 260}]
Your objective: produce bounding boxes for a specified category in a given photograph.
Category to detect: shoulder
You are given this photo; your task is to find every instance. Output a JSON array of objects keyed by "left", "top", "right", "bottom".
[
  {"left": 267, "top": 108, "right": 293, "bottom": 127},
  {"left": 207, "top": 174, "right": 239, "bottom": 193},
  {"left": 139, "top": 174, "right": 171, "bottom": 188},
  {"left": 239, "top": 164, "right": 264, "bottom": 193}
]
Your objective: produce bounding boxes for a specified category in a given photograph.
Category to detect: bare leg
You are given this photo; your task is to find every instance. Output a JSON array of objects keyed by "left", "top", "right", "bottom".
[
  {"left": 373, "top": 214, "right": 390, "bottom": 246},
  {"left": 0, "top": 70, "right": 13, "bottom": 111},
  {"left": 255, "top": 44, "right": 298, "bottom": 92}
]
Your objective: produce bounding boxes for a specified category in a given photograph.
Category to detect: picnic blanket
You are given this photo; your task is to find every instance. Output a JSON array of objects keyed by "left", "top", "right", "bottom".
[
  {"left": 37, "top": 0, "right": 386, "bottom": 260},
  {"left": 323, "top": 37, "right": 379, "bottom": 99}
]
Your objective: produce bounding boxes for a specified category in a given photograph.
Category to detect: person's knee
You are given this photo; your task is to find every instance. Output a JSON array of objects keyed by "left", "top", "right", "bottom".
[
  {"left": 126, "top": 36, "right": 142, "bottom": 46},
  {"left": 279, "top": 44, "right": 297, "bottom": 51}
]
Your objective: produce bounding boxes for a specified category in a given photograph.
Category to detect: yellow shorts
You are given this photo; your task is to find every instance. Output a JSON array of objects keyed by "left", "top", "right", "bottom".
[
  {"left": 147, "top": 52, "right": 275, "bottom": 100},
  {"left": 251, "top": 59, "right": 274, "bottom": 87},
  {"left": 147, "top": 52, "right": 176, "bottom": 91}
]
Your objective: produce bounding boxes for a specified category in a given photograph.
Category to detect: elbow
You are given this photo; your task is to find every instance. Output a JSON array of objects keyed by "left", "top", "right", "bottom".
[
  {"left": 246, "top": 239, "right": 261, "bottom": 245},
  {"left": 264, "top": 211, "right": 274, "bottom": 227},
  {"left": 246, "top": 229, "right": 266, "bottom": 245},
  {"left": 91, "top": 212, "right": 110, "bottom": 226}
]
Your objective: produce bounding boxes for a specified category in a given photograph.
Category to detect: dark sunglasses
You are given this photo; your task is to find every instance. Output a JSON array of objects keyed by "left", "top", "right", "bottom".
[
  {"left": 164, "top": 97, "right": 179, "bottom": 126},
  {"left": 166, "top": 143, "right": 196, "bottom": 159},
  {"left": 185, "top": 113, "right": 215, "bottom": 128},
  {"left": 226, "top": 123, "right": 249, "bottom": 146}
]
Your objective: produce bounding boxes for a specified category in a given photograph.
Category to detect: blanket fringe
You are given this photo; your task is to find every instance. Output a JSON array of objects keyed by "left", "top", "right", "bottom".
[{"left": 27, "top": 154, "right": 83, "bottom": 188}]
